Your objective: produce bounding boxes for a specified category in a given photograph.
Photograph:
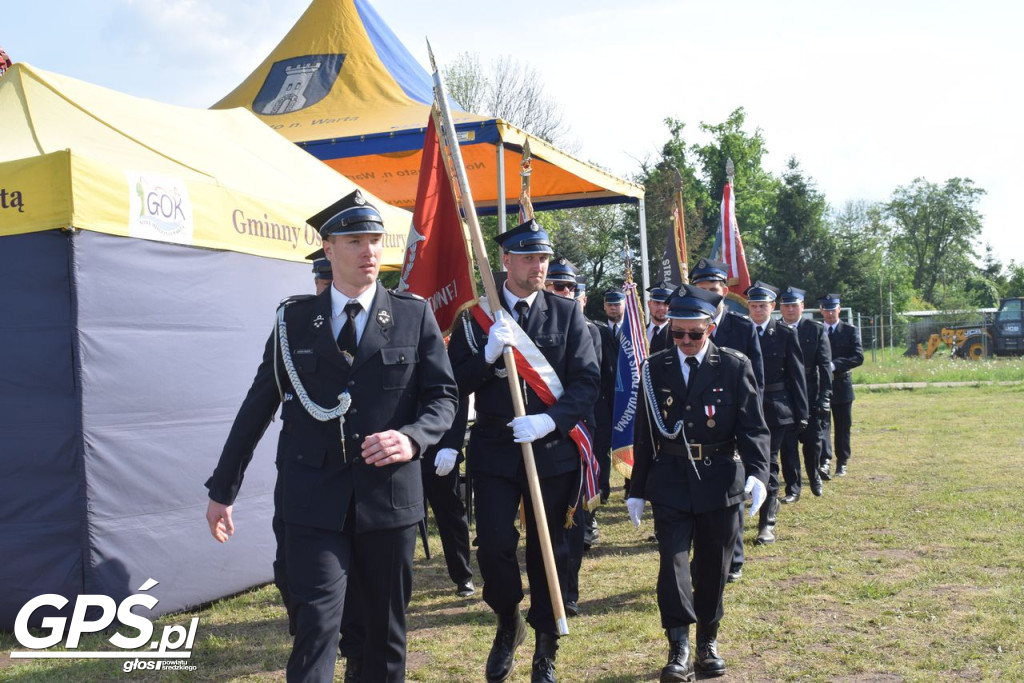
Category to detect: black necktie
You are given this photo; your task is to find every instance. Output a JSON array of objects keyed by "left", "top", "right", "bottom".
[
  {"left": 758, "top": 326, "right": 765, "bottom": 337},
  {"left": 337, "top": 301, "right": 361, "bottom": 362},
  {"left": 829, "top": 325, "right": 835, "bottom": 337},
  {"left": 514, "top": 300, "right": 529, "bottom": 326},
  {"left": 684, "top": 356, "right": 700, "bottom": 391}
]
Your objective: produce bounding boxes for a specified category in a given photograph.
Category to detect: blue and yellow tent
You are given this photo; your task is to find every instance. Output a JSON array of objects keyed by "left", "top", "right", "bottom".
[{"left": 213, "top": 0, "right": 645, "bottom": 218}]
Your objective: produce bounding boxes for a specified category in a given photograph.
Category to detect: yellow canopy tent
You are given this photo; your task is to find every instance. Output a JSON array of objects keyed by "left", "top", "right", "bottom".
[
  {"left": 2, "top": 62, "right": 425, "bottom": 627},
  {"left": 212, "top": 0, "right": 646, "bottom": 221},
  {"left": 0, "top": 62, "right": 411, "bottom": 268}
]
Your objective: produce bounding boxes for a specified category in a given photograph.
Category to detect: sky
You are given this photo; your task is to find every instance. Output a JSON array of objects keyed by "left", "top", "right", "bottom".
[{"left": 5, "top": 0, "right": 1022, "bottom": 263}]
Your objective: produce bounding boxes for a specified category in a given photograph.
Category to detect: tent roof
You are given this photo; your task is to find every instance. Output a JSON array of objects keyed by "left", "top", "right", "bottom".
[
  {"left": 212, "top": 0, "right": 643, "bottom": 212},
  {"left": 0, "top": 62, "right": 411, "bottom": 267}
]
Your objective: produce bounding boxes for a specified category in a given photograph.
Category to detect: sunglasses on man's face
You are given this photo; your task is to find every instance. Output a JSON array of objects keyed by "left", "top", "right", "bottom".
[
  {"left": 551, "top": 282, "right": 576, "bottom": 292},
  {"left": 670, "top": 327, "right": 710, "bottom": 341}
]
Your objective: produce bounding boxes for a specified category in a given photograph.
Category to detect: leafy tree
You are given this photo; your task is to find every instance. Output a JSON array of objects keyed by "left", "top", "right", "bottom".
[
  {"left": 886, "top": 177, "right": 986, "bottom": 304},
  {"left": 548, "top": 205, "right": 633, "bottom": 320},
  {"left": 689, "top": 107, "right": 780, "bottom": 268},
  {"left": 633, "top": 118, "right": 713, "bottom": 286},
  {"left": 442, "top": 52, "right": 568, "bottom": 146},
  {"left": 827, "top": 200, "right": 915, "bottom": 318},
  {"left": 1005, "top": 262, "right": 1024, "bottom": 298},
  {"left": 758, "top": 156, "right": 833, "bottom": 292}
]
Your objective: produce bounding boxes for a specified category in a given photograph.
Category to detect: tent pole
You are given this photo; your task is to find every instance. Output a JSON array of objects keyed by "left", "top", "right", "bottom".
[
  {"left": 496, "top": 140, "right": 506, "bottom": 236},
  {"left": 638, "top": 198, "right": 651, "bottom": 307}
]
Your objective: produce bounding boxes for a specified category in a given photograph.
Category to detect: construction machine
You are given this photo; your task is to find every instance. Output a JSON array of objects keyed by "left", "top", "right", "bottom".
[{"left": 914, "top": 297, "right": 1024, "bottom": 359}]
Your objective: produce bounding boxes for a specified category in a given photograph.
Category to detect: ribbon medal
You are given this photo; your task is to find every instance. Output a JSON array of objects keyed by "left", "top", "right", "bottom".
[{"left": 705, "top": 404, "right": 716, "bottom": 428}]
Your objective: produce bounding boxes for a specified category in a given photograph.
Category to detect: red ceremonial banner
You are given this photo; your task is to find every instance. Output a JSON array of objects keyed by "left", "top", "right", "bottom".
[{"left": 398, "top": 112, "right": 477, "bottom": 335}]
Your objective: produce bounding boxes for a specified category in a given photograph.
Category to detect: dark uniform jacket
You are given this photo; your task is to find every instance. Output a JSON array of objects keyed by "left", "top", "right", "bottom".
[
  {"left": 584, "top": 319, "right": 604, "bottom": 428},
  {"left": 793, "top": 318, "right": 832, "bottom": 411},
  {"left": 448, "top": 292, "right": 600, "bottom": 479},
  {"left": 595, "top": 322, "right": 618, "bottom": 428},
  {"left": 649, "top": 323, "right": 671, "bottom": 354},
  {"left": 206, "top": 284, "right": 458, "bottom": 533},
  {"left": 827, "top": 320, "right": 864, "bottom": 405},
  {"left": 757, "top": 318, "right": 809, "bottom": 427},
  {"left": 629, "top": 342, "right": 770, "bottom": 513},
  {"left": 712, "top": 311, "right": 765, "bottom": 393}
]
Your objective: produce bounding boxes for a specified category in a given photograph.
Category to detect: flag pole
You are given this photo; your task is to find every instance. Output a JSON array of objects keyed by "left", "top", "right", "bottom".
[
  {"left": 428, "top": 39, "right": 569, "bottom": 636},
  {"left": 672, "top": 166, "right": 689, "bottom": 284}
]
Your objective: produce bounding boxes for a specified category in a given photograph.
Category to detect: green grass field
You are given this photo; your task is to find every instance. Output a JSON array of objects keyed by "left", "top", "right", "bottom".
[{"left": 4, "top": 383, "right": 1024, "bottom": 681}]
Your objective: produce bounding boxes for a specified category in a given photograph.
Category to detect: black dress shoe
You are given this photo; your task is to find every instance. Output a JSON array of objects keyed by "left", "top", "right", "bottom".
[
  {"left": 564, "top": 601, "right": 580, "bottom": 617},
  {"left": 531, "top": 632, "right": 558, "bottom": 683},
  {"left": 726, "top": 568, "right": 742, "bottom": 583},
  {"left": 660, "top": 628, "right": 694, "bottom": 682},
  {"left": 754, "top": 524, "right": 775, "bottom": 545},
  {"left": 695, "top": 625, "right": 725, "bottom": 677},
  {"left": 485, "top": 611, "right": 527, "bottom": 682},
  {"left": 836, "top": 463, "right": 848, "bottom": 476},
  {"left": 810, "top": 480, "right": 823, "bottom": 496},
  {"left": 781, "top": 493, "right": 800, "bottom": 504},
  {"left": 343, "top": 658, "right": 361, "bottom": 683},
  {"left": 456, "top": 579, "right": 476, "bottom": 597},
  {"left": 819, "top": 463, "right": 832, "bottom": 481}
]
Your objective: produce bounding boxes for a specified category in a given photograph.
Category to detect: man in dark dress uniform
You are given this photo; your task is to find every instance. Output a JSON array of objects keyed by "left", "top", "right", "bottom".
[
  {"left": 544, "top": 258, "right": 595, "bottom": 617},
  {"left": 744, "top": 282, "right": 808, "bottom": 545},
  {"left": 422, "top": 393, "right": 475, "bottom": 597},
  {"left": 312, "top": 256, "right": 333, "bottom": 295},
  {"left": 204, "top": 190, "right": 458, "bottom": 683},
  {"left": 574, "top": 281, "right": 606, "bottom": 547},
  {"left": 778, "top": 286, "right": 832, "bottom": 498},
  {"left": 448, "top": 221, "right": 600, "bottom": 683},
  {"left": 817, "top": 293, "right": 864, "bottom": 478},
  {"left": 647, "top": 283, "right": 673, "bottom": 354},
  {"left": 627, "top": 284, "right": 769, "bottom": 681},
  {"left": 689, "top": 258, "right": 764, "bottom": 582},
  {"left": 599, "top": 289, "right": 625, "bottom": 498}
]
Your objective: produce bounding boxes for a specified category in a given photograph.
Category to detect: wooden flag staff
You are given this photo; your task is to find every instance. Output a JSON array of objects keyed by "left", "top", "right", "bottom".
[{"left": 427, "top": 39, "right": 569, "bottom": 636}]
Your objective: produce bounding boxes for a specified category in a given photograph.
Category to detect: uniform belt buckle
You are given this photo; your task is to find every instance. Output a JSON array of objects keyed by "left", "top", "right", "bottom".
[{"left": 689, "top": 442, "right": 713, "bottom": 466}]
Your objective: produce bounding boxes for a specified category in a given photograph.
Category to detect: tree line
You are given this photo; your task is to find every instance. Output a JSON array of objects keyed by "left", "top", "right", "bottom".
[{"left": 441, "top": 54, "right": 1024, "bottom": 321}]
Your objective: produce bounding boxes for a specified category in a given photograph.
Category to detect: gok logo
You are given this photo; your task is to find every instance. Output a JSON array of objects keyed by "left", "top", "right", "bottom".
[
  {"left": 10, "top": 579, "right": 199, "bottom": 672},
  {"left": 126, "top": 172, "right": 194, "bottom": 245}
]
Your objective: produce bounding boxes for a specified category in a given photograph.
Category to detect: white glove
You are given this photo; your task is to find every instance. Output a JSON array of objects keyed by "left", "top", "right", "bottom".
[
  {"left": 626, "top": 498, "right": 645, "bottom": 528},
  {"left": 484, "top": 317, "right": 517, "bottom": 364},
  {"left": 508, "top": 414, "right": 556, "bottom": 443},
  {"left": 434, "top": 448, "right": 458, "bottom": 477},
  {"left": 744, "top": 476, "right": 767, "bottom": 518}
]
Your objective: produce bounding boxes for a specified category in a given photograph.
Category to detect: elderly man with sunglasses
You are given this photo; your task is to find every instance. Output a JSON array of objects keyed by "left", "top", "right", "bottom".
[{"left": 627, "top": 284, "right": 769, "bottom": 682}]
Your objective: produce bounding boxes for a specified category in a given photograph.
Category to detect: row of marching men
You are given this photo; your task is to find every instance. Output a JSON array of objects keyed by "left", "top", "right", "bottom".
[
  {"left": 202, "top": 187, "right": 863, "bottom": 683},
  {"left": 613, "top": 257, "right": 865, "bottom": 681}
]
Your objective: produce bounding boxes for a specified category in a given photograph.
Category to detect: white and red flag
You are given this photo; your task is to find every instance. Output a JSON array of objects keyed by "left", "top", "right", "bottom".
[{"left": 714, "top": 178, "right": 751, "bottom": 303}]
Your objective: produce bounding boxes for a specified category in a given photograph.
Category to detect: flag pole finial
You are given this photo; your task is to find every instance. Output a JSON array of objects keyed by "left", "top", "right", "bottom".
[
  {"left": 725, "top": 158, "right": 735, "bottom": 182},
  {"left": 426, "top": 38, "right": 437, "bottom": 73}
]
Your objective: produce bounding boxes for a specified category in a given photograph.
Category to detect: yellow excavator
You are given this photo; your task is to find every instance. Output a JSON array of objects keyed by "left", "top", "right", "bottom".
[{"left": 914, "top": 297, "right": 1023, "bottom": 360}]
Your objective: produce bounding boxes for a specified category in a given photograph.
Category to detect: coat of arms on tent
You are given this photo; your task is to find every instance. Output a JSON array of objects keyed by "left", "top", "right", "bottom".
[{"left": 253, "top": 54, "right": 345, "bottom": 115}]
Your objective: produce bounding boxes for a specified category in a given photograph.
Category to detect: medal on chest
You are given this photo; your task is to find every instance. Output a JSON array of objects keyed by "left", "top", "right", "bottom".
[{"left": 705, "top": 404, "right": 716, "bottom": 428}]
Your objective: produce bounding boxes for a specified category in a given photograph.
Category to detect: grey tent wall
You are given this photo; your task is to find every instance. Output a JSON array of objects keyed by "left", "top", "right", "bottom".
[
  {"left": 1, "top": 229, "right": 312, "bottom": 629},
  {"left": 0, "top": 230, "right": 84, "bottom": 630}
]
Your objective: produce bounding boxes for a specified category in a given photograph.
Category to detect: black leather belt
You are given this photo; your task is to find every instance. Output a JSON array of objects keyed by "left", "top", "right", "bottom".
[
  {"left": 473, "top": 413, "right": 513, "bottom": 432},
  {"left": 657, "top": 438, "right": 735, "bottom": 462},
  {"left": 765, "top": 382, "right": 786, "bottom": 392}
]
